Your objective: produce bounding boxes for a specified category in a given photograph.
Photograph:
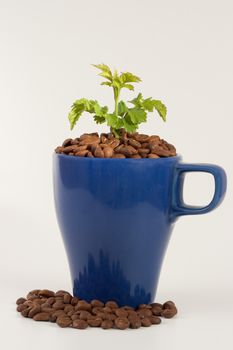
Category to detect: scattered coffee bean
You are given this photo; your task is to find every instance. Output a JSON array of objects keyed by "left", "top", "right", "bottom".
[
  {"left": 72, "top": 319, "right": 88, "bottom": 329},
  {"left": 16, "top": 290, "right": 177, "bottom": 330}
]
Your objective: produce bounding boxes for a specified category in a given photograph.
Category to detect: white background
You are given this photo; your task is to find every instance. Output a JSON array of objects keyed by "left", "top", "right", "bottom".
[{"left": 0, "top": 0, "right": 233, "bottom": 349}]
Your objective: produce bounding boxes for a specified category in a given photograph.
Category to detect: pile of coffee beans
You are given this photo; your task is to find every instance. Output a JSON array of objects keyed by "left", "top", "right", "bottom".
[
  {"left": 55, "top": 131, "right": 177, "bottom": 159},
  {"left": 16, "top": 289, "right": 177, "bottom": 330}
]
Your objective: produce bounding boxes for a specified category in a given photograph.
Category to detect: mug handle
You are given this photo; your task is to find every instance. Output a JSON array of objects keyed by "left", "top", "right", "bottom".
[{"left": 171, "top": 163, "right": 227, "bottom": 220}]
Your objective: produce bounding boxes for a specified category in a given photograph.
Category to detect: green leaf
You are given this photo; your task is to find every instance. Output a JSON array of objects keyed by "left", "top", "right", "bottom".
[
  {"left": 120, "top": 72, "right": 141, "bottom": 84},
  {"left": 118, "top": 101, "right": 128, "bottom": 116},
  {"left": 101, "top": 81, "right": 112, "bottom": 87},
  {"left": 129, "top": 93, "right": 143, "bottom": 108},
  {"left": 128, "top": 107, "right": 147, "bottom": 124},
  {"left": 92, "top": 63, "right": 111, "bottom": 73},
  {"left": 150, "top": 100, "right": 167, "bottom": 121},
  {"left": 122, "top": 118, "right": 138, "bottom": 133},
  {"left": 123, "top": 83, "right": 134, "bottom": 91},
  {"left": 94, "top": 115, "right": 106, "bottom": 124}
]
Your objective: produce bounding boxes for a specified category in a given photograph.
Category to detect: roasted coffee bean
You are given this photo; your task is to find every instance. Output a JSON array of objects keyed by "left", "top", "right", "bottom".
[
  {"left": 94, "top": 147, "right": 104, "bottom": 158},
  {"left": 105, "top": 301, "right": 119, "bottom": 309},
  {"left": 115, "top": 317, "right": 130, "bottom": 330},
  {"left": 109, "top": 139, "right": 120, "bottom": 149},
  {"left": 141, "top": 317, "right": 152, "bottom": 327},
  {"left": 152, "top": 306, "right": 162, "bottom": 316},
  {"left": 128, "top": 138, "right": 141, "bottom": 149},
  {"left": 102, "top": 306, "right": 112, "bottom": 313},
  {"left": 148, "top": 153, "right": 160, "bottom": 158},
  {"left": 88, "top": 317, "right": 102, "bottom": 327},
  {"left": 79, "top": 137, "right": 100, "bottom": 146},
  {"left": 149, "top": 144, "right": 171, "bottom": 157},
  {"left": 103, "top": 146, "right": 113, "bottom": 158},
  {"left": 72, "top": 319, "right": 88, "bottom": 329},
  {"left": 74, "top": 145, "right": 87, "bottom": 152},
  {"left": 16, "top": 297, "right": 27, "bottom": 305},
  {"left": 17, "top": 304, "right": 28, "bottom": 312},
  {"left": 79, "top": 311, "right": 92, "bottom": 320},
  {"left": 131, "top": 154, "right": 142, "bottom": 158},
  {"left": 62, "top": 145, "right": 78, "bottom": 154},
  {"left": 150, "top": 316, "right": 161, "bottom": 325},
  {"left": 92, "top": 306, "right": 103, "bottom": 315},
  {"left": 71, "top": 139, "right": 79, "bottom": 145},
  {"left": 129, "top": 317, "right": 141, "bottom": 329},
  {"left": 71, "top": 297, "right": 79, "bottom": 305},
  {"left": 41, "top": 306, "right": 54, "bottom": 314},
  {"left": 39, "top": 290, "right": 55, "bottom": 298},
  {"left": 163, "top": 301, "right": 176, "bottom": 309},
  {"left": 87, "top": 151, "right": 94, "bottom": 158},
  {"left": 53, "top": 301, "right": 65, "bottom": 310},
  {"left": 26, "top": 293, "right": 38, "bottom": 300},
  {"left": 71, "top": 314, "right": 79, "bottom": 321},
  {"left": 55, "top": 290, "right": 68, "bottom": 297},
  {"left": 64, "top": 305, "right": 74, "bottom": 313},
  {"left": 127, "top": 310, "right": 138, "bottom": 318},
  {"left": 33, "top": 312, "right": 50, "bottom": 321},
  {"left": 115, "top": 309, "right": 128, "bottom": 318},
  {"left": 62, "top": 138, "right": 73, "bottom": 147},
  {"left": 149, "top": 135, "right": 160, "bottom": 142},
  {"left": 76, "top": 300, "right": 92, "bottom": 312},
  {"left": 123, "top": 306, "right": 134, "bottom": 311},
  {"left": 28, "top": 306, "right": 41, "bottom": 318},
  {"left": 100, "top": 135, "right": 108, "bottom": 143},
  {"left": 47, "top": 297, "right": 55, "bottom": 305},
  {"left": 112, "top": 153, "right": 126, "bottom": 158},
  {"left": 137, "top": 309, "right": 152, "bottom": 318},
  {"left": 134, "top": 134, "right": 150, "bottom": 142},
  {"left": 56, "top": 316, "right": 72, "bottom": 328},
  {"left": 91, "top": 299, "right": 104, "bottom": 308},
  {"left": 150, "top": 302, "right": 163, "bottom": 309},
  {"left": 101, "top": 319, "right": 113, "bottom": 329},
  {"left": 161, "top": 308, "right": 177, "bottom": 318},
  {"left": 50, "top": 310, "right": 66, "bottom": 322},
  {"left": 21, "top": 307, "right": 30, "bottom": 317},
  {"left": 118, "top": 146, "right": 137, "bottom": 157},
  {"left": 138, "top": 304, "right": 152, "bottom": 309},
  {"left": 138, "top": 148, "right": 150, "bottom": 155},
  {"left": 67, "top": 310, "right": 75, "bottom": 317},
  {"left": 75, "top": 150, "right": 88, "bottom": 157}
]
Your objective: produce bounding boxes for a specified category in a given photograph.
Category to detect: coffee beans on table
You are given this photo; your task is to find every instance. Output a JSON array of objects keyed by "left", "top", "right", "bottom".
[
  {"left": 16, "top": 289, "right": 177, "bottom": 330},
  {"left": 55, "top": 131, "right": 177, "bottom": 159}
]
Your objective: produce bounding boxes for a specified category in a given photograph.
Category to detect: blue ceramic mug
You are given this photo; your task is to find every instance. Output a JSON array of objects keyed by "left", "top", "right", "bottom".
[{"left": 53, "top": 154, "right": 226, "bottom": 307}]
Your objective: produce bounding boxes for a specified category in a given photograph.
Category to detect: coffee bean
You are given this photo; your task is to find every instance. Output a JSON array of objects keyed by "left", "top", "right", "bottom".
[
  {"left": 62, "top": 145, "right": 78, "bottom": 154},
  {"left": 26, "top": 293, "right": 38, "bottom": 301},
  {"left": 137, "top": 309, "right": 152, "bottom": 318},
  {"left": 87, "top": 151, "right": 94, "bottom": 157},
  {"left": 91, "top": 299, "right": 104, "bottom": 308},
  {"left": 102, "top": 306, "right": 112, "bottom": 313},
  {"left": 75, "top": 150, "right": 88, "bottom": 157},
  {"left": 129, "top": 317, "right": 141, "bottom": 329},
  {"left": 47, "top": 297, "right": 55, "bottom": 305},
  {"left": 149, "top": 144, "right": 171, "bottom": 157},
  {"left": 71, "top": 314, "right": 79, "bottom": 321},
  {"left": 115, "top": 308, "right": 128, "bottom": 318},
  {"left": 112, "top": 153, "right": 126, "bottom": 158},
  {"left": 131, "top": 154, "right": 142, "bottom": 158},
  {"left": 149, "top": 135, "right": 160, "bottom": 143},
  {"left": 128, "top": 138, "right": 142, "bottom": 149},
  {"left": 71, "top": 297, "right": 79, "bottom": 305},
  {"left": 92, "top": 306, "right": 103, "bottom": 315},
  {"left": 55, "top": 290, "right": 68, "bottom": 297},
  {"left": 103, "top": 146, "right": 113, "bottom": 158},
  {"left": 138, "top": 304, "right": 152, "bottom": 309},
  {"left": 74, "top": 145, "right": 87, "bottom": 152},
  {"left": 152, "top": 306, "right": 162, "bottom": 316},
  {"left": 28, "top": 306, "right": 41, "bottom": 318},
  {"left": 39, "top": 290, "right": 55, "bottom": 298},
  {"left": 88, "top": 317, "right": 102, "bottom": 327},
  {"left": 71, "top": 139, "right": 79, "bottom": 145},
  {"left": 123, "top": 306, "right": 134, "bottom": 311},
  {"left": 109, "top": 139, "right": 120, "bottom": 149},
  {"left": 141, "top": 317, "right": 152, "bottom": 327},
  {"left": 115, "top": 317, "right": 130, "bottom": 330},
  {"left": 127, "top": 310, "right": 138, "bottom": 318},
  {"left": 79, "top": 311, "right": 92, "bottom": 320},
  {"left": 33, "top": 312, "right": 50, "bottom": 321},
  {"left": 119, "top": 145, "right": 137, "bottom": 157},
  {"left": 163, "top": 301, "right": 176, "bottom": 309},
  {"left": 138, "top": 148, "right": 150, "bottom": 155},
  {"left": 105, "top": 301, "right": 119, "bottom": 309},
  {"left": 21, "top": 307, "right": 30, "bottom": 317},
  {"left": 100, "top": 319, "right": 112, "bottom": 329},
  {"left": 67, "top": 310, "right": 74, "bottom": 317},
  {"left": 72, "top": 319, "right": 88, "bottom": 329},
  {"left": 150, "top": 302, "right": 163, "bottom": 308},
  {"left": 94, "top": 147, "right": 104, "bottom": 158},
  {"left": 100, "top": 135, "right": 108, "bottom": 143},
  {"left": 62, "top": 138, "right": 73, "bottom": 147},
  {"left": 56, "top": 316, "right": 72, "bottom": 328},
  {"left": 16, "top": 297, "right": 27, "bottom": 305},
  {"left": 161, "top": 308, "right": 177, "bottom": 319},
  {"left": 50, "top": 310, "right": 66, "bottom": 322},
  {"left": 134, "top": 134, "right": 150, "bottom": 142},
  {"left": 76, "top": 300, "right": 92, "bottom": 312},
  {"left": 17, "top": 304, "right": 28, "bottom": 312},
  {"left": 64, "top": 305, "right": 74, "bottom": 313},
  {"left": 55, "top": 146, "right": 64, "bottom": 153},
  {"left": 150, "top": 316, "right": 161, "bottom": 325},
  {"left": 53, "top": 301, "right": 65, "bottom": 310},
  {"left": 148, "top": 153, "right": 159, "bottom": 158}
]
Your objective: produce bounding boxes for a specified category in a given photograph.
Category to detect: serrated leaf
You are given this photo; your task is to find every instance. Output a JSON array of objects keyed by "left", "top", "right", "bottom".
[
  {"left": 123, "top": 118, "right": 138, "bottom": 133},
  {"left": 123, "top": 83, "right": 134, "bottom": 91},
  {"left": 129, "top": 93, "right": 143, "bottom": 108},
  {"left": 118, "top": 101, "right": 128, "bottom": 116},
  {"left": 101, "top": 81, "right": 112, "bottom": 87},
  {"left": 120, "top": 72, "right": 141, "bottom": 84},
  {"left": 150, "top": 100, "right": 167, "bottom": 121},
  {"left": 94, "top": 115, "right": 106, "bottom": 124},
  {"left": 92, "top": 63, "right": 111, "bottom": 73},
  {"left": 128, "top": 107, "right": 147, "bottom": 124}
]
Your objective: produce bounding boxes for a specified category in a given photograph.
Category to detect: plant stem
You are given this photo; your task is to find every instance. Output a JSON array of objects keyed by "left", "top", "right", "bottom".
[{"left": 113, "top": 87, "right": 120, "bottom": 116}]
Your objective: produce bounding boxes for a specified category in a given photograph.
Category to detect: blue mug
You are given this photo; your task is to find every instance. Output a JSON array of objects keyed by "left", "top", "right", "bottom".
[{"left": 53, "top": 154, "right": 226, "bottom": 307}]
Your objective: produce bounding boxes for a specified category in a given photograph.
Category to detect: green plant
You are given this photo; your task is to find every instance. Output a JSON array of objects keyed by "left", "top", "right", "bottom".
[{"left": 68, "top": 64, "right": 167, "bottom": 137}]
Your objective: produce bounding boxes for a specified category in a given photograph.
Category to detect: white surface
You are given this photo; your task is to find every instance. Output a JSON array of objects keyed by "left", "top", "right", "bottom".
[{"left": 0, "top": 0, "right": 233, "bottom": 349}]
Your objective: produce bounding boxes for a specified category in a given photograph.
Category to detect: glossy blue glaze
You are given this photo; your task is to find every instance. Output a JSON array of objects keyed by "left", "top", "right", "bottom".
[{"left": 53, "top": 154, "right": 226, "bottom": 307}]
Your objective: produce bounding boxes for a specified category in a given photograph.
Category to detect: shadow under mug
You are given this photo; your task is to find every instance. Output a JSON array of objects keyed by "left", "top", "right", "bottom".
[{"left": 53, "top": 154, "right": 227, "bottom": 307}]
